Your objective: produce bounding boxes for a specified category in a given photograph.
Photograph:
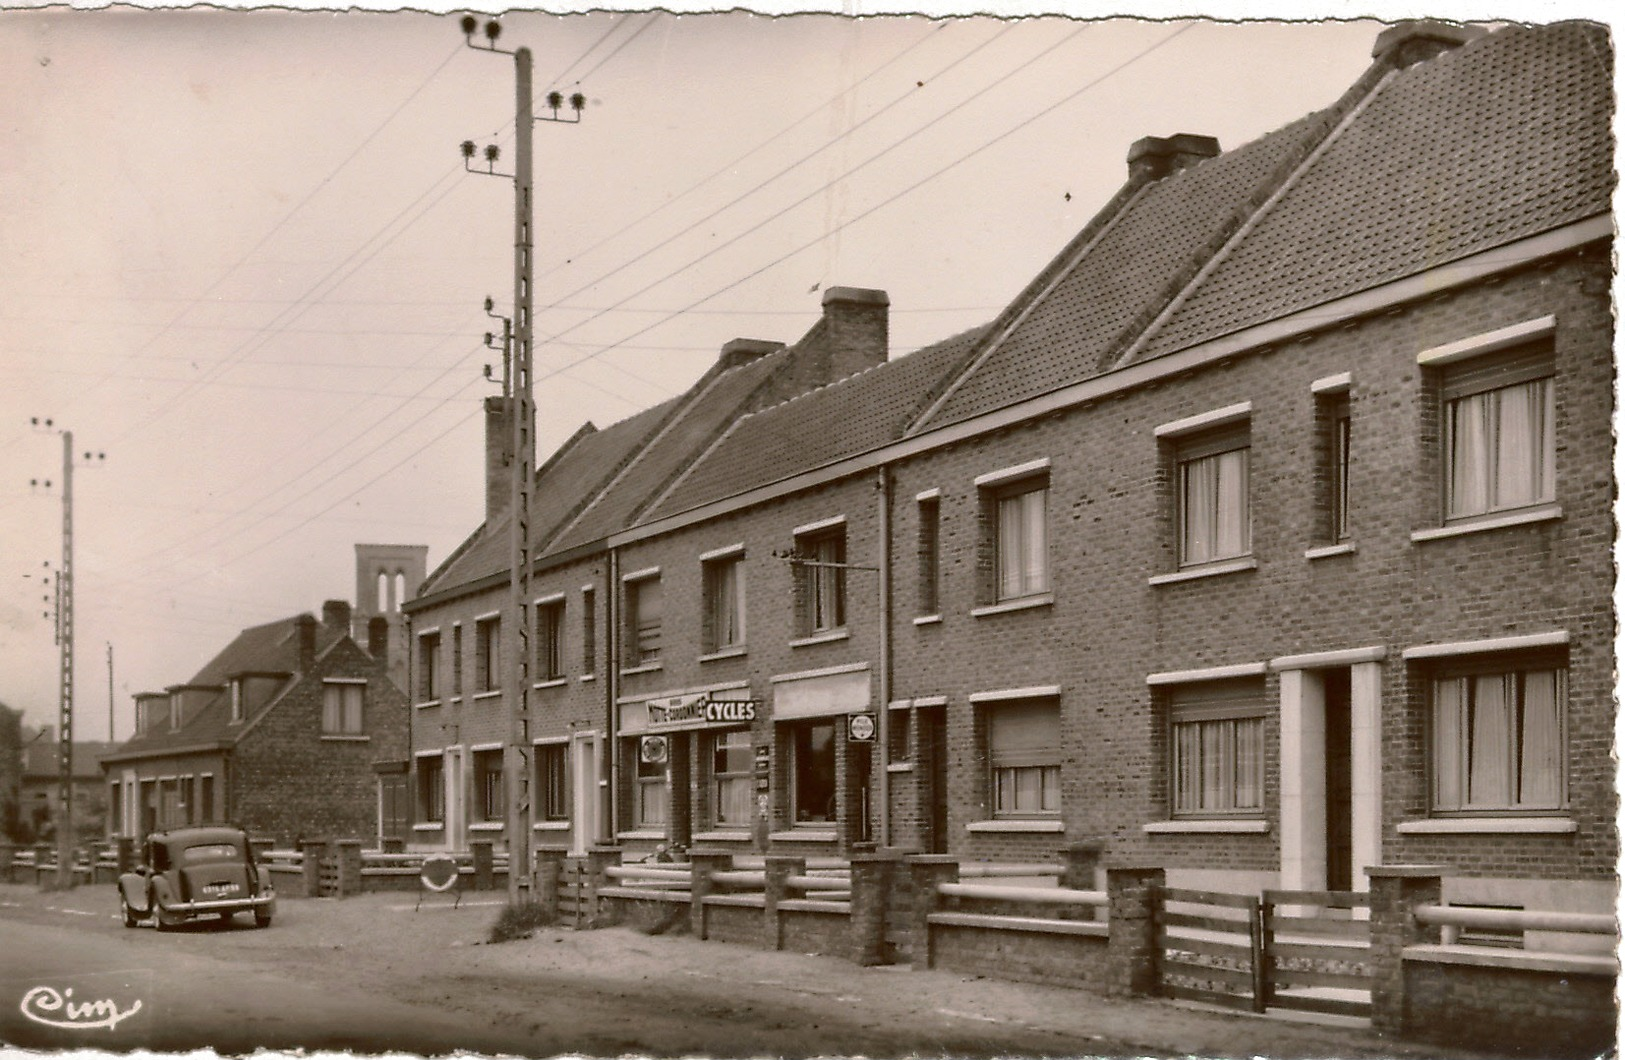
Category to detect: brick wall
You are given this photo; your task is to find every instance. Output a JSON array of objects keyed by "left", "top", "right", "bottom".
[
  {"left": 1402, "top": 960, "right": 1617, "bottom": 1058},
  {"left": 929, "top": 923, "right": 1109, "bottom": 990}
]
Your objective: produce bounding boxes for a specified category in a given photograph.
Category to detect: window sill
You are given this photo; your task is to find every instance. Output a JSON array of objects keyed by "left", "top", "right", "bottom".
[
  {"left": 1148, "top": 557, "right": 1258, "bottom": 586},
  {"left": 1397, "top": 817, "right": 1576, "bottom": 835},
  {"left": 468, "top": 821, "right": 504, "bottom": 832},
  {"left": 579, "top": 674, "right": 596, "bottom": 683},
  {"left": 319, "top": 734, "right": 370, "bottom": 742},
  {"left": 532, "top": 821, "right": 570, "bottom": 831},
  {"left": 472, "top": 690, "right": 503, "bottom": 701},
  {"left": 619, "top": 662, "right": 664, "bottom": 677},
  {"left": 1143, "top": 819, "right": 1269, "bottom": 834},
  {"left": 699, "top": 646, "right": 748, "bottom": 663},
  {"left": 913, "top": 614, "right": 942, "bottom": 626},
  {"left": 971, "top": 593, "right": 1054, "bottom": 618},
  {"left": 411, "top": 823, "right": 443, "bottom": 832},
  {"left": 1411, "top": 504, "right": 1562, "bottom": 543},
  {"left": 768, "top": 830, "right": 837, "bottom": 843},
  {"left": 414, "top": 699, "right": 441, "bottom": 710},
  {"left": 617, "top": 829, "right": 667, "bottom": 841},
  {"left": 886, "top": 762, "right": 914, "bottom": 773},
  {"left": 966, "top": 818, "right": 1064, "bottom": 834},
  {"left": 533, "top": 677, "right": 568, "bottom": 690},
  {"left": 1304, "top": 542, "right": 1356, "bottom": 561},
  {"left": 693, "top": 830, "right": 752, "bottom": 843},
  {"left": 789, "top": 629, "right": 849, "bottom": 649}
]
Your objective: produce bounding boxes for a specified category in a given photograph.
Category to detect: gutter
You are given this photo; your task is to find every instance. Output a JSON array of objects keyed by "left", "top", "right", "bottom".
[{"left": 876, "top": 466, "right": 892, "bottom": 848}]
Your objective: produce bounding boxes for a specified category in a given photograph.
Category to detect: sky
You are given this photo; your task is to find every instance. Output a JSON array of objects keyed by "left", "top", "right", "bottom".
[{"left": 0, "top": 2, "right": 1608, "bottom": 743}]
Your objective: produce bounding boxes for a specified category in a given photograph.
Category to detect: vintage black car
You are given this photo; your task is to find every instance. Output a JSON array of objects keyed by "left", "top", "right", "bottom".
[{"left": 118, "top": 826, "right": 275, "bottom": 930}]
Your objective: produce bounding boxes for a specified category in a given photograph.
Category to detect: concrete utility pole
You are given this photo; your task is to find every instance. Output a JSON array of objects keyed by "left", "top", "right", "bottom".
[{"left": 459, "top": 16, "right": 585, "bottom": 902}]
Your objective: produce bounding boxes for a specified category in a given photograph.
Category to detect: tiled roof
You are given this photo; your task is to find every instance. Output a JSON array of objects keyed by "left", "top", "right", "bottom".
[
  {"left": 650, "top": 326, "right": 989, "bottom": 519},
  {"left": 1133, "top": 23, "right": 1614, "bottom": 362},
  {"left": 552, "top": 349, "right": 792, "bottom": 548}
]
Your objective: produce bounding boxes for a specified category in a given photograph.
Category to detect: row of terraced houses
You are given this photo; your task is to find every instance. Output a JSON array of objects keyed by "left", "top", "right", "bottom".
[{"left": 400, "top": 20, "right": 1614, "bottom": 929}]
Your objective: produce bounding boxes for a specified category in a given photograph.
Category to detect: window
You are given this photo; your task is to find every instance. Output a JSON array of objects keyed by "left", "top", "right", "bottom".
[
  {"left": 1169, "top": 680, "right": 1265, "bottom": 816},
  {"left": 451, "top": 625, "right": 463, "bottom": 695},
  {"left": 790, "top": 720, "right": 837, "bottom": 824},
  {"left": 625, "top": 576, "right": 662, "bottom": 667},
  {"left": 917, "top": 496, "right": 940, "bottom": 615},
  {"left": 703, "top": 554, "right": 746, "bottom": 653},
  {"left": 888, "top": 708, "right": 912, "bottom": 764},
  {"left": 1432, "top": 661, "right": 1565, "bottom": 813},
  {"left": 475, "top": 616, "right": 501, "bottom": 692},
  {"left": 474, "top": 749, "right": 504, "bottom": 822},
  {"left": 795, "top": 528, "right": 846, "bottom": 636},
  {"left": 418, "top": 631, "right": 440, "bottom": 701},
  {"left": 986, "top": 699, "right": 1061, "bottom": 816},
  {"left": 536, "top": 599, "right": 565, "bottom": 681},
  {"left": 1177, "top": 428, "right": 1251, "bottom": 566},
  {"left": 711, "top": 730, "right": 753, "bottom": 827},
  {"left": 180, "top": 776, "right": 195, "bottom": 825},
  {"left": 1442, "top": 347, "right": 1555, "bottom": 521},
  {"left": 199, "top": 775, "right": 214, "bottom": 824},
  {"left": 635, "top": 743, "right": 668, "bottom": 828},
  {"left": 991, "top": 483, "right": 1048, "bottom": 600},
  {"left": 536, "top": 744, "right": 568, "bottom": 822},
  {"left": 322, "top": 681, "right": 365, "bottom": 735},
  {"left": 581, "top": 589, "right": 596, "bottom": 673},
  {"left": 228, "top": 680, "right": 243, "bottom": 723},
  {"left": 417, "top": 757, "right": 445, "bottom": 823},
  {"left": 1316, "top": 391, "right": 1352, "bottom": 543}
]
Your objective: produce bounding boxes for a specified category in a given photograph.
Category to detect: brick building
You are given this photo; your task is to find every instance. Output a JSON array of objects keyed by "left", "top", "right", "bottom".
[
  {"left": 100, "top": 545, "right": 421, "bottom": 846},
  {"left": 404, "top": 22, "right": 1613, "bottom": 924}
]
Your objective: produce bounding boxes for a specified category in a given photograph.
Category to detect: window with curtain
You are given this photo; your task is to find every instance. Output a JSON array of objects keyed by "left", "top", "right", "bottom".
[
  {"left": 417, "top": 757, "right": 444, "bottom": 823},
  {"left": 580, "top": 589, "right": 596, "bottom": 673},
  {"left": 986, "top": 698, "right": 1061, "bottom": 816},
  {"left": 795, "top": 528, "right": 846, "bottom": 636},
  {"left": 790, "top": 720, "right": 837, "bottom": 824},
  {"left": 1316, "top": 391, "right": 1352, "bottom": 543},
  {"left": 1177, "top": 428, "right": 1251, "bottom": 566},
  {"left": 711, "top": 729, "right": 753, "bottom": 827},
  {"left": 474, "top": 749, "right": 504, "bottom": 821},
  {"left": 418, "top": 631, "right": 440, "bottom": 702},
  {"left": 322, "top": 681, "right": 365, "bottom": 735},
  {"left": 1432, "top": 662, "right": 1565, "bottom": 813},
  {"left": 703, "top": 554, "right": 746, "bottom": 653},
  {"left": 992, "top": 482, "right": 1049, "bottom": 601},
  {"left": 536, "top": 744, "right": 568, "bottom": 822},
  {"left": 917, "top": 496, "right": 940, "bottom": 615},
  {"left": 625, "top": 576, "right": 662, "bottom": 667},
  {"left": 475, "top": 616, "right": 501, "bottom": 692},
  {"left": 1169, "top": 680, "right": 1265, "bottom": 816},
  {"left": 635, "top": 747, "right": 668, "bottom": 828},
  {"left": 536, "top": 599, "right": 565, "bottom": 681},
  {"left": 1444, "top": 348, "right": 1555, "bottom": 521}
]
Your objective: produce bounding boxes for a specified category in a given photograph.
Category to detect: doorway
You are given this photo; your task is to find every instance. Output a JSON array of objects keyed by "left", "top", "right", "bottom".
[
  {"left": 919, "top": 705, "right": 948, "bottom": 854},
  {"left": 1322, "top": 668, "right": 1353, "bottom": 892},
  {"left": 570, "top": 733, "right": 600, "bottom": 855}
]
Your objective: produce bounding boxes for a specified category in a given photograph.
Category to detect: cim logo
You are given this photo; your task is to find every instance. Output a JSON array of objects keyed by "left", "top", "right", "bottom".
[{"left": 19, "top": 985, "right": 142, "bottom": 1031}]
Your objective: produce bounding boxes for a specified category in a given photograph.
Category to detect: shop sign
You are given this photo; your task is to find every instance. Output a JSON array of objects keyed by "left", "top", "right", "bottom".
[
  {"left": 646, "top": 693, "right": 759, "bottom": 732},
  {"left": 848, "top": 712, "right": 877, "bottom": 742},
  {"left": 639, "top": 735, "right": 669, "bottom": 765}
]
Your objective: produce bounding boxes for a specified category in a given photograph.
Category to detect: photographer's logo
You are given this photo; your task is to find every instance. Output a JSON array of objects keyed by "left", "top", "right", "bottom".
[{"left": 19, "top": 985, "right": 142, "bottom": 1031}]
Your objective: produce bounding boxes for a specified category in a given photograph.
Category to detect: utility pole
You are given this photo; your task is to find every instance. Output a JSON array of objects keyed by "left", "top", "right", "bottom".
[
  {"left": 458, "top": 15, "right": 585, "bottom": 902},
  {"left": 107, "top": 643, "right": 115, "bottom": 743},
  {"left": 29, "top": 418, "right": 104, "bottom": 887}
]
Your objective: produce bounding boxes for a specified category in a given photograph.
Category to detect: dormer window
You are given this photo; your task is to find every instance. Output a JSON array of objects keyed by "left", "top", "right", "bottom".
[{"left": 230, "top": 680, "right": 244, "bottom": 724}]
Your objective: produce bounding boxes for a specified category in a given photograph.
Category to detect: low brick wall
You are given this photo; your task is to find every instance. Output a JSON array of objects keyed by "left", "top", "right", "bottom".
[
  {"left": 929, "top": 919, "right": 1110, "bottom": 990},
  {"left": 700, "top": 899, "right": 764, "bottom": 945},
  {"left": 1402, "top": 955, "right": 1617, "bottom": 1058},
  {"left": 778, "top": 905, "right": 852, "bottom": 957}
]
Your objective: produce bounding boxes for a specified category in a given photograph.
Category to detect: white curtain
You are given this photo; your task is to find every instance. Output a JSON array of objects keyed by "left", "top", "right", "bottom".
[
  {"left": 1232, "top": 717, "right": 1262, "bottom": 808},
  {"left": 1468, "top": 674, "right": 1512, "bottom": 807},
  {"left": 997, "top": 489, "right": 1047, "bottom": 598},
  {"left": 1433, "top": 677, "right": 1464, "bottom": 809},
  {"left": 1182, "top": 450, "right": 1249, "bottom": 563},
  {"left": 1494, "top": 379, "right": 1554, "bottom": 509},
  {"left": 1449, "top": 393, "right": 1491, "bottom": 517},
  {"left": 1519, "top": 669, "right": 1562, "bottom": 806}
]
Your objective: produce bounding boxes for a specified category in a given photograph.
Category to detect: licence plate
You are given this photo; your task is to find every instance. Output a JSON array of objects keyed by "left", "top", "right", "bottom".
[{"left": 202, "top": 883, "right": 238, "bottom": 897}]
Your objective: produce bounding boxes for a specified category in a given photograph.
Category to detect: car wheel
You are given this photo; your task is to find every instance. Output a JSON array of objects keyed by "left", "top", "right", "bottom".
[
  {"left": 253, "top": 909, "right": 272, "bottom": 929},
  {"left": 121, "top": 897, "right": 139, "bottom": 929},
  {"left": 155, "top": 904, "right": 182, "bottom": 932}
]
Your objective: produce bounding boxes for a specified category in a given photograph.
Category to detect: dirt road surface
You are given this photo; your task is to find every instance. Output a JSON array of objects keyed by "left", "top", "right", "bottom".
[{"left": 0, "top": 881, "right": 1497, "bottom": 1057}]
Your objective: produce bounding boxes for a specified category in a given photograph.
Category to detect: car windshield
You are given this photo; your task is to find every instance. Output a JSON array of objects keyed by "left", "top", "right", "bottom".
[{"left": 180, "top": 843, "right": 240, "bottom": 864}]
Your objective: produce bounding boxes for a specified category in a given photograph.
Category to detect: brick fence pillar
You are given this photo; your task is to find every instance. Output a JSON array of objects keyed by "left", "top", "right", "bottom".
[
  {"left": 1367, "top": 865, "right": 1445, "bottom": 1036},
  {"left": 585, "top": 845, "right": 622, "bottom": 926},
  {"left": 688, "top": 850, "right": 733, "bottom": 939},
  {"left": 1105, "top": 866, "right": 1165, "bottom": 997},
  {"left": 116, "top": 837, "right": 134, "bottom": 875},
  {"left": 906, "top": 855, "right": 959, "bottom": 970},
  {"left": 471, "top": 840, "right": 494, "bottom": 891},
  {"left": 335, "top": 840, "right": 363, "bottom": 897},
  {"left": 1062, "top": 838, "right": 1106, "bottom": 920},
  {"left": 534, "top": 846, "right": 566, "bottom": 918},
  {"left": 299, "top": 838, "right": 327, "bottom": 898},
  {"left": 763, "top": 855, "right": 805, "bottom": 951},
  {"left": 849, "top": 852, "right": 896, "bottom": 966}
]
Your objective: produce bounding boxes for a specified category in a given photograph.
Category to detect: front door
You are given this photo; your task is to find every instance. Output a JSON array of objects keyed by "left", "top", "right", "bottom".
[
  {"left": 570, "top": 734, "right": 599, "bottom": 856},
  {"left": 1323, "top": 669, "right": 1353, "bottom": 892}
]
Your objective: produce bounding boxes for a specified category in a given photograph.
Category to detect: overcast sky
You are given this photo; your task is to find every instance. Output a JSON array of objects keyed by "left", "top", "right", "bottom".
[{"left": 0, "top": 3, "right": 1606, "bottom": 742}]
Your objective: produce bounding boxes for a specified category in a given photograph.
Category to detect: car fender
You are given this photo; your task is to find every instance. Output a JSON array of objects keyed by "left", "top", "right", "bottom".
[
  {"left": 150, "top": 874, "right": 177, "bottom": 911},
  {"left": 117, "top": 874, "right": 150, "bottom": 915}
]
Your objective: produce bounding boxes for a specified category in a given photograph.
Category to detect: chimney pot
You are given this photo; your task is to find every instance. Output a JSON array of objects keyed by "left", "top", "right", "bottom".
[
  {"left": 1127, "top": 134, "right": 1220, "bottom": 183},
  {"left": 322, "top": 599, "right": 352, "bottom": 634},
  {"left": 718, "top": 338, "right": 784, "bottom": 372}
]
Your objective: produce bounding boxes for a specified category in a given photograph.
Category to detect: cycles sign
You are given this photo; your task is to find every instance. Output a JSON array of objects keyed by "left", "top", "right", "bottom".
[{"left": 645, "top": 693, "right": 758, "bottom": 732}]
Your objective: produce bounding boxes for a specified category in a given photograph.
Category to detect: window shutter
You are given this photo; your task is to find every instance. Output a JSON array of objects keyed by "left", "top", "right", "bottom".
[{"left": 988, "top": 700, "right": 1060, "bottom": 768}]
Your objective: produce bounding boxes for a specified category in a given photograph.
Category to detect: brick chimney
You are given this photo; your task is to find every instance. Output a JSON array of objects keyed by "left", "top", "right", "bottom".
[
  {"left": 296, "top": 613, "right": 318, "bottom": 672},
  {"left": 1127, "top": 134, "right": 1221, "bottom": 183},
  {"left": 820, "top": 287, "right": 889, "bottom": 381},
  {"left": 1372, "top": 20, "right": 1485, "bottom": 70},
  {"left": 322, "top": 599, "right": 352, "bottom": 636},
  {"left": 484, "top": 395, "right": 515, "bottom": 525},
  {"left": 367, "top": 615, "right": 389, "bottom": 661},
  {"left": 718, "top": 338, "right": 784, "bottom": 372}
]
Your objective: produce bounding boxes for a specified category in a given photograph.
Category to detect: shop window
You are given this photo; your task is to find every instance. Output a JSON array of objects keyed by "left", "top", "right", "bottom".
[
  {"left": 1169, "top": 680, "right": 1265, "bottom": 817},
  {"left": 795, "top": 528, "right": 846, "bottom": 636},
  {"left": 985, "top": 699, "right": 1061, "bottom": 816},
  {"left": 417, "top": 757, "right": 444, "bottom": 823},
  {"left": 536, "top": 744, "right": 568, "bottom": 822},
  {"left": 1441, "top": 345, "right": 1555, "bottom": 521},
  {"left": 625, "top": 575, "right": 662, "bottom": 667},
  {"left": 536, "top": 599, "right": 565, "bottom": 681},
  {"left": 984, "top": 480, "right": 1049, "bottom": 602},
  {"left": 635, "top": 741, "right": 668, "bottom": 828},
  {"left": 418, "top": 631, "right": 440, "bottom": 701},
  {"left": 916, "top": 496, "right": 940, "bottom": 615},
  {"left": 1177, "top": 426, "right": 1251, "bottom": 567},
  {"left": 790, "top": 720, "right": 837, "bottom": 825},
  {"left": 702, "top": 553, "right": 746, "bottom": 653},
  {"left": 322, "top": 681, "right": 365, "bottom": 735},
  {"left": 475, "top": 616, "right": 501, "bottom": 692},
  {"left": 1432, "top": 660, "right": 1565, "bottom": 813},
  {"left": 474, "top": 749, "right": 504, "bottom": 822},
  {"left": 711, "top": 730, "right": 753, "bottom": 827}
]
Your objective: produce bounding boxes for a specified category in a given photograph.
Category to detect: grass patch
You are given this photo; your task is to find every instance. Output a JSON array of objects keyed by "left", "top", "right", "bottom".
[
  {"left": 627, "top": 897, "right": 688, "bottom": 936},
  {"left": 487, "top": 899, "right": 555, "bottom": 944}
]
